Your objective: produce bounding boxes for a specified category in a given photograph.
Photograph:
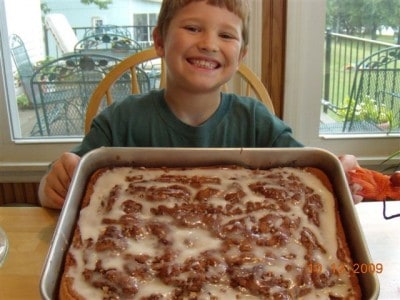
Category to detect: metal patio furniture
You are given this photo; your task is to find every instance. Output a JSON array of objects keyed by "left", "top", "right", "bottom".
[
  {"left": 29, "top": 53, "right": 125, "bottom": 136},
  {"left": 343, "top": 46, "right": 400, "bottom": 133},
  {"left": 9, "top": 34, "right": 36, "bottom": 104},
  {"left": 74, "top": 33, "right": 142, "bottom": 59}
]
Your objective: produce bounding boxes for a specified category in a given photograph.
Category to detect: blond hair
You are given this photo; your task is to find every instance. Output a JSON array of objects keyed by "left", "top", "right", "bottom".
[{"left": 155, "top": 0, "right": 250, "bottom": 48}]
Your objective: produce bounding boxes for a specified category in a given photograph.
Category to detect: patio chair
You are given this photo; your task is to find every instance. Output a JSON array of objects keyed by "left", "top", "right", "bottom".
[
  {"left": 30, "top": 53, "right": 125, "bottom": 136},
  {"left": 85, "top": 47, "right": 274, "bottom": 133},
  {"left": 74, "top": 33, "right": 142, "bottom": 58},
  {"left": 9, "top": 34, "right": 36, "bottom": 103},
  {"left": 45, "top": 13, "right": 79, "bottom": 54},
  {"left": 343, "top": 46, "right": 400, "bottom": 133}
]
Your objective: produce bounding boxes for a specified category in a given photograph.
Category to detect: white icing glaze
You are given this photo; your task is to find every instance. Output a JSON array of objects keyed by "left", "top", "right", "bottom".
[{"left": 65, "top": 167, "right": 358, "bottom": 299}]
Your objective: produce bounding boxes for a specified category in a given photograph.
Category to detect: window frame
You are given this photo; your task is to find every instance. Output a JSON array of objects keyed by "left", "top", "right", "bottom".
[
  {"left": 1, "top": 0, "right": 399, "bottom": 183},
  {"left": 0, "top": 0, "right": 263, "bottom": 181},
  {"left": 0, "top": 0, "right": 81, "bottom": 181},
  {"left": 283, "top": 0, "right": 399, "bottom": 169}
]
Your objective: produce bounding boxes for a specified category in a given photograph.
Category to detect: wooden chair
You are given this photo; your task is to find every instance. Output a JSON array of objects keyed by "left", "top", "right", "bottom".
[{"left": 85, "top": 47, "right": 274, "bottom": 133}]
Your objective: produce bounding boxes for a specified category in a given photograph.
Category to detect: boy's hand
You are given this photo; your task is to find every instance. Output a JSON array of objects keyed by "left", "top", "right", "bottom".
[
  {"left": 38, "top": 152, "right": 80, "bottom": 209},
  {"left": 338, "top": 154, "right": 364, "bottom": 204}
]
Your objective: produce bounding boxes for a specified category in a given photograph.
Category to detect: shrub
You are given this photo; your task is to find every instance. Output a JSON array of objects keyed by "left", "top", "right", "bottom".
[
  {"left": 338, "top": 95, "right": 399, "bottom": 130},
  {"left": 17, "top": 93, "right": 30, "bottom": 109}
]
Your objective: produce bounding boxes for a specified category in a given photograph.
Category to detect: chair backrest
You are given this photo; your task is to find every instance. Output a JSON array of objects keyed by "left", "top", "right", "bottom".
[
  {"left": 30, "top": 53, "right": 125, "bottom": 136},
  {"left": 9, "top": 34, "right": 36, "bottom": 101},
  {"left": 45, "top": 13, "right": 79, "bottom": 54},
  {"left": 344, "top": 46, "right": 400, "bottom": 132},
  {"left": 85, "top": 47, "right": 274, "bottom": 133}
]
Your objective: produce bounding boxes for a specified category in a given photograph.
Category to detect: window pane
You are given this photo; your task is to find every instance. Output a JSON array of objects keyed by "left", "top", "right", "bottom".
[
  {"left": 133, "top": 14, "right": 149, "bottom": 44},
  {"left": 3, "top": 0, "right": 160, "bottom": 140},
  {"left": 320, "top": 0, "right": 400, "bottom": 137}
]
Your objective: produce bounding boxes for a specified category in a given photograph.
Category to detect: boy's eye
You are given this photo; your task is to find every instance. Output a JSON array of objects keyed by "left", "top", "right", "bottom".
[
  {"left": 220, "top": 32, "right": 236, "bottom": 40},
  {"left": 184, "top": 25, "right": 200, "bottom": 32}
]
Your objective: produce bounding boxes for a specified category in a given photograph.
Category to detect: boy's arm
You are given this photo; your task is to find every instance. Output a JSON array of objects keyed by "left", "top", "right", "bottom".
[
  {"left": 38, "top": 152, "right": 80, "bottom": 209},
  {"left": 38, "top": 106, "right": 113, "bottom": 209}
]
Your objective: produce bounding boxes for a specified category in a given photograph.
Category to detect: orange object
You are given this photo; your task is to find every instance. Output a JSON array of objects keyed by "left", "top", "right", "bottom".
[{"left": 348, "top": 167, "right": 400, "bottom": 201}]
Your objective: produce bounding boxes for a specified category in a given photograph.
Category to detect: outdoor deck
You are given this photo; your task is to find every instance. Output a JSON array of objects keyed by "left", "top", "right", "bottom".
[
  {"left": 19, "top": 108, "right": 38, "bottom": 137},
  {"left": 18, "top": 106, "right": 398, "bottom": 139},
  {"left": 18, "top": 107, "right": 84, "bottom": 137}
]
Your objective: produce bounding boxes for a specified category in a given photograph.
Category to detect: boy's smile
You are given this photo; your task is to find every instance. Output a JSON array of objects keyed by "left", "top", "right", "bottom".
[{"left": 187, "top": 57, "right": 220, "bottom": 70}]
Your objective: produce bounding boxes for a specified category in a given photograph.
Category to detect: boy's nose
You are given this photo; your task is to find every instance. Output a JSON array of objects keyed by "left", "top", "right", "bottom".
[{"left": 198, "top": 33, "right": 219, "bottom": 52}]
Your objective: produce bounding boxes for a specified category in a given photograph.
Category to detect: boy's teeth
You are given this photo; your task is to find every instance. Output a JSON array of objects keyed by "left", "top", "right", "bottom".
[{"left": 191, "top": 59, "right": 218, "bottom": 69}]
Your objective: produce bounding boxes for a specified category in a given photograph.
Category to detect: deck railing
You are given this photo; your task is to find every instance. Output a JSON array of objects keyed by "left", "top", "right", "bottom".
[
  {"left": 322, "top": 30, "right": 397, "bottom": 115},
  {"left": 44, "top": 25, "right": 156, "bottom": 58},
  {"left": 44, "top": 26, "right": 398, "bottom": 122}
]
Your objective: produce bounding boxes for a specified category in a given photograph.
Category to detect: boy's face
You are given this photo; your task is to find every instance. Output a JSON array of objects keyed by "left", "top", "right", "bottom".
[{"left": 154, "top": 1, "right": 247, "bottom": 94}]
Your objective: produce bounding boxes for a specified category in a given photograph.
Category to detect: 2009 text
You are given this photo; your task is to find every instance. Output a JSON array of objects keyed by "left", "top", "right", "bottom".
[{"left": 307, "top": 262, "right": 383, "bottom": 274}]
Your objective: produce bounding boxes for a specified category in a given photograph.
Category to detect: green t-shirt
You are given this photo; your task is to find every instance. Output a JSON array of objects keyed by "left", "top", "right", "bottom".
[{"left": 72, "top": 89, "right": 303, "bottom": 156}]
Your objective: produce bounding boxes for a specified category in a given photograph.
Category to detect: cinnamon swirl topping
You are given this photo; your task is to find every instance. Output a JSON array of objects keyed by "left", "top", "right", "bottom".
[{"left": 62, "top": 166, "right": 361, "bottom": 299}]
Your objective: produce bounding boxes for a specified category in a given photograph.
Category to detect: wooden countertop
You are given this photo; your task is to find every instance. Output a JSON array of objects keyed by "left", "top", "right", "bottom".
[
  {"left": 0, "top": 201, "right": 398, "bottom": 299},
  {"left": 355, "top": 201, "right": 400, "bottom": 300},
  {"left": 0, "top": 207, "right": 59, "bottom": 300}
]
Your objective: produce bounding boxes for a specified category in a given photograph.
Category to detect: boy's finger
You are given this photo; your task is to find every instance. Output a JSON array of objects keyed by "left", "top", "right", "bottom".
[
  {"left": 45, "top": 188, "right": 65, "bottom": 209},
  {"left": 46, "top": 172, "right": 69, "bottom": 198},
  {"left": 59, "top": 153, "right": 80, "bottom": 179},
  {"left": 65, "top": 156, "right": 80, "bottom": 179}
]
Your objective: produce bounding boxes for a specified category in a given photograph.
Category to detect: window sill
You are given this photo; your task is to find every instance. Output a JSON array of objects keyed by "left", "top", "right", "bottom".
[{"left": 0, "top": 162, "right": 48, "bottom": 182}]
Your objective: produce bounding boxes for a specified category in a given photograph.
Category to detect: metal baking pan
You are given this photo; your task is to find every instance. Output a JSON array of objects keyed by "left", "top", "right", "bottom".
[{"left": 40, "top": 147, "right": 379, "bottom": 299}]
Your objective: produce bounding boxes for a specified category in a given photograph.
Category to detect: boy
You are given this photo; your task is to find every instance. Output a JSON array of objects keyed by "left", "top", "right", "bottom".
[{"left": 39, "top": 0, "right": 304, "bottom": 209}]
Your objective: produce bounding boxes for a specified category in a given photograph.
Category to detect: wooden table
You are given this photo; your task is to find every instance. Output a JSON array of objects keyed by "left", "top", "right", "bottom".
[
  {"left": 355, "top": 201, "right": 400, "bottom": 300},
  {"left": 0, "top": 202, "right": 398, "bottom": 299},
  {"left": 0, "top": 207, "right": 59, "bottom": 300}
]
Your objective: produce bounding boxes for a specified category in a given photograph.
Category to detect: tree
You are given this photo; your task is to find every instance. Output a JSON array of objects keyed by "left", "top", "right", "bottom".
[
  {"left": 379, "top": 0, "right": 400, "bottom": 44},
  {"left": 80, "top": 0, "right": 112, "bottom": 9},
  {"left": 326, "top": 0, "right": 400, "bottom": 42},
  {"left": 327, "top": 0, "right": 357, "bottom": 35}
]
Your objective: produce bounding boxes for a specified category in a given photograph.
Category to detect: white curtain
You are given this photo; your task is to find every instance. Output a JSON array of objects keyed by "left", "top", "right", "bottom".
[{"left": 244, "top": 0, "right": 262, "bottom": 77}]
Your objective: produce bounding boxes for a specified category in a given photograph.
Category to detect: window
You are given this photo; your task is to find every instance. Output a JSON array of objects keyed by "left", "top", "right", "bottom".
[
  {"left": 321, "top": 0, "right": 400, "bottom": 138},
  {"left": 0, "top": 0, "right": 162, "bottom": 180},
  {"left": 92, "top": 17, "right": 103, "bottom": 28},
  {"left": 2, "top": 0, "right": 397, "bottom": 181},
  {"left": 3, "top": 0, "right": 161, "bottom": 140},
  {"left": 133, "top": 13, "right": 158, "bottom": 48},
  {"left": 284, "top": 0, "right": 399, "bottom": 169},
  {"left": 0, "top": 0, "right": 263, "bottom": 180}
]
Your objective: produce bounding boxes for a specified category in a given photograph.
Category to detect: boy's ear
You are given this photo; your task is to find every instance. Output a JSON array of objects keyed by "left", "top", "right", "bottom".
[
  {"left": 238, "top": 47, "right": 248, "bottom": 64},
  {"left": 152, "top": 27, "right": 165, "bottom": 57}
]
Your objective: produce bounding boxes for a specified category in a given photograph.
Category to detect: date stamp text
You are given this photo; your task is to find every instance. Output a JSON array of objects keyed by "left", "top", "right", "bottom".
[{"left": 308, "top": 262, "right": 383, "bottom": 274}]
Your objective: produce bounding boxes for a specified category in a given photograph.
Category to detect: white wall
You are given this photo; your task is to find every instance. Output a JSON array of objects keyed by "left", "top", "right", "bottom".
[{"left": 45, "top": 0, "right": 161, "bottom": 28}]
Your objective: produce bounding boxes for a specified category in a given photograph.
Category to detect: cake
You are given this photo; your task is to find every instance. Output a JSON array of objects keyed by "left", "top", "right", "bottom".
[{"left": 59, "top": 165, "right": 361, "bottom": 299}]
